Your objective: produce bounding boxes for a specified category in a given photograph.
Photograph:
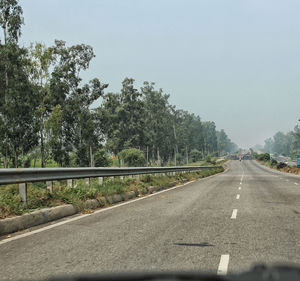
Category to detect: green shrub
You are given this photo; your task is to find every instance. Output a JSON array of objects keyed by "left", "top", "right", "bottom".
[
  {"left": 94, "top": 149, "right": 112, "bottom": 167},
  {"left": 276, "top": 162, "right": 287, "bottom": 169},
  {"left": 205, "top": 155, "right": 212, "bottom": 163},
  {"left": 256, "top": 153, "right": 270, "bottom": 162},
  {"left": 190, "top": 149, "right": 202, "bottom": 162},
  {"left": 119, "top": 148, "right": 146, "bottom": 167}
]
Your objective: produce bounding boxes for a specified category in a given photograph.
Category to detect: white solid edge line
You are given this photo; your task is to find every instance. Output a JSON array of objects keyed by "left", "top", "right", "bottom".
[
  {"left": 236, "top": 194, "right": 240, "bottom": 199},
  {"left": 0, "top": 174, "right": 221, "bottom": 245},
  {"left": 217, "top": 254, "right": 230, "bottom": 275},
  {"left": 231, "top": 209, "right": 238, "bottom": 219}
]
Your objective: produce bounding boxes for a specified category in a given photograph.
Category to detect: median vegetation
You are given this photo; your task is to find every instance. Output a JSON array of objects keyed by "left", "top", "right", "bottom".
[
  {"left": 254, "top": 152, "right": 300, "bottom": 174},
  {"left": 0, "top": 167, "right": 224, "bottom": 219}
]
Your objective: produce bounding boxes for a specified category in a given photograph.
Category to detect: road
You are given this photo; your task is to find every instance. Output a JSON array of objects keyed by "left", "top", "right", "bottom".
[{"left": 1, "top": 160, "right": 300, "bottom": 280}]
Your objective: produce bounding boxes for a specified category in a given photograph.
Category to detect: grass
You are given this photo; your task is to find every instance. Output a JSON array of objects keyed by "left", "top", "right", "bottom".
[{"left": 0, "top": 167, "right": 224, "bottom": 219}]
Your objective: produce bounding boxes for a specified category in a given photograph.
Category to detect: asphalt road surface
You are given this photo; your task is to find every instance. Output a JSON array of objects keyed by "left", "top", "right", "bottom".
[{"left": 1, "top": 160, "right": 300, "bottom": 280}]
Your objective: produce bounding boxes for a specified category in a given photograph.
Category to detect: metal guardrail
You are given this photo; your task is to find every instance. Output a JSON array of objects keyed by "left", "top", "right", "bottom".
[
  {"left": 0, "top": 166, "right": 221, "bottom": 185},
  {"left": 0, "top": 165, "right": 222, "bottom": 203}
]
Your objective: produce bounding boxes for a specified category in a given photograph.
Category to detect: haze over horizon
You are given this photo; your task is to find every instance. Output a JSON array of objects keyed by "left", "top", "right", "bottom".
[{"left": 19, "top": 0, "right": 300, "bottom": 149}]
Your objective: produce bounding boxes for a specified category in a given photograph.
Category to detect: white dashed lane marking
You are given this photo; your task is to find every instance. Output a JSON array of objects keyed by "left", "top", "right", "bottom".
[
  {"left": 217, "top": 255, "right": 230, "bottom": 275},
  {"left": 236, "top": 194, "right": 240, "bottom": 200},
  {"left": 295, "top": 183, "right": 299, "bottom": 185},
  {"left": 231, "top": 209, "right": 238, "bottom": 219}
]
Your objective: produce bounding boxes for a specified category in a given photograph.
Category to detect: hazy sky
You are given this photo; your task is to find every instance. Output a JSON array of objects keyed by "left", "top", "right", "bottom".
[{"left": 19, "top": 0, "right": 300, "bottom": 148}]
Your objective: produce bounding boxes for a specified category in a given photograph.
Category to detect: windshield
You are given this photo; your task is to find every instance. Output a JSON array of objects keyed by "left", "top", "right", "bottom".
[{"left": 0, "top": 1, "right": 300, "bottom": 280}]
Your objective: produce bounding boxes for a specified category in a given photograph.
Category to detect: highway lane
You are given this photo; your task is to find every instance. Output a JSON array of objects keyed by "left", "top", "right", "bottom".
[
  {"left": 228, "top": 160, "right": 300, "bottom": 272},
  {"left": 0, "top": 160, "right": 300, "bottom": 280}
]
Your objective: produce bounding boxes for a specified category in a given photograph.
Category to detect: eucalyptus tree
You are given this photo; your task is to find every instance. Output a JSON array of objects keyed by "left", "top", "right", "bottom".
[
  {"left": 0, "top": 0, "right": 23, "bottom": 44},
  {"left": 202, "top": 121, "right": 218, "bottom": 156},
  {"left": 48, "top": 40, "right": 108, "bottom": 166},
  {"left": 100, "top": 78, "right": 145, "bottom": 158},
  {"left": 119, "top": 78, "right": 145, "bottom": 150},
  {"left": 216, "top": 129, "right": 230, "bottom": 155},
  {"left": 0, "top": 43, "right": 39, "bottom": 167},
  {"left": 189, "top": 115, "right": 204, "bottom": 153},
  {"left": 0, "top": 0, "right": 24, "bottom": 167},
  {"left": 96, "top": 92, "right": 122, "bottom": 156},
  {"left": 0, "top": 0, "right": 37, "bottom": 167},
  {"left": 141, "top": 82, "right": 173, "bottom": 164},
  {"left": 27, "top": 43, "right": 54, "bottom": 167},
  {"left": 292, "top": 126, "right": 300, "bottom": 149}
]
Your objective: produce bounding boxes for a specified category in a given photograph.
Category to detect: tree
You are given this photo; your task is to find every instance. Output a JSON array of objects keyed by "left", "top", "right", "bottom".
[
  {"left": 0, "top": 0, "right": 24, "bottom": 167},
  {"left": 141, "top": 82, "right": 173, "bottom": 165},
  {"left": 0, "top": 0, "right": 23, "bottom": 44},
  {"left": 99, "top": 78, "right": 145, "bottom": 156},
  {"left": 264, "top": 138, "right": 274, "bottom": 153},
  {"left": 216, "top": 129, "right": 237, "bottom": 155},
  {"left": 0, "top": 43, "right": 39, "bottom": 167},
  {"left": 203, "top": 121, "right": 218, "bottom": 156},
  {"left": 27, "top": 42, "right": 54, "bottom": 167},
  {"left": 49, "top": 40, "right": 108, "bottom": 166}
]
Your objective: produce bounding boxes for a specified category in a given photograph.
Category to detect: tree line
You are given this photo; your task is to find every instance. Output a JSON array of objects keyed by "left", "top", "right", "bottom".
[
  {"left": 263, "top": 126, "right": 300, "bottom": 159},
  {"left": 0, "top": 0, "right": 237, "bottom": 168}
]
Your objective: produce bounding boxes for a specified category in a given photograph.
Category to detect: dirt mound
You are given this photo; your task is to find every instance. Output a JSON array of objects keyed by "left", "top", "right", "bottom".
[{"left": 281, "top": 166, "right": 300, "bottom": 175}]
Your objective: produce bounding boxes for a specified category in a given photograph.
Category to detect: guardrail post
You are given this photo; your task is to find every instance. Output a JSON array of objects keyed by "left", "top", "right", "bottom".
[
  {"left": 46, "top": 181, "right": 53, "bottom": 193},
  {"left": 85, "top": 178, "right": 90, "bottom": 186},
  {"left": 67, "top": 179, "right": 73, "bottom": 188},
  {"left": 98, "top": 177, "right": 103, "bottom": 185},
  {"left": 136, "top": 175, "right": 140, "bottom": 181},
  {"left": 120, "top": 176, "right": 124, "bottom": 182},
  {"left": 19, "top": 183, "right": 27, "bottom": 204},
  {"left": 129, "top": 175, "right": 133, "bottom": 179}
]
